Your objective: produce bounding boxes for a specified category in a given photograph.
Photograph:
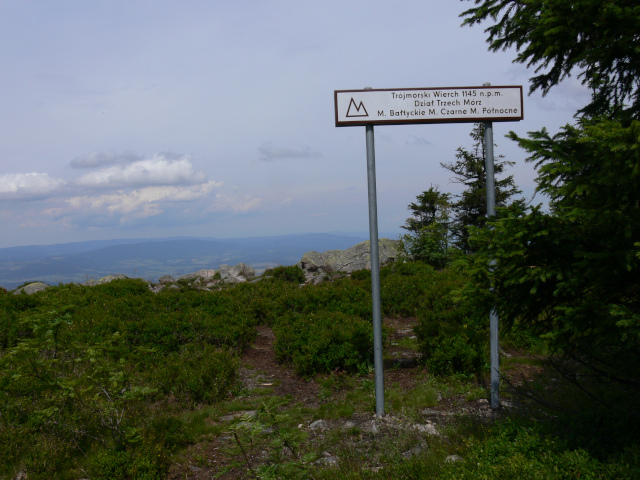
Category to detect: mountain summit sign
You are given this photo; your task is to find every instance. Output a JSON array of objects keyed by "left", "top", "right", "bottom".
[
  {"left": 334, "top": 83, "right": 523, "bottom": 416},
  {"left": 334, "top": 85, "right": 523, "bottom": 126}
]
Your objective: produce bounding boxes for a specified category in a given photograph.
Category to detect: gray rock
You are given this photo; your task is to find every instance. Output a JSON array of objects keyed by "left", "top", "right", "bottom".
[
  {"left": 224, "top": 275, "right": 245, "bottom": 284},
  {"left": 231, "top": 263, "right": 255, "bottom": 278},
  {"left": 158, "top": 275, "right": 175, "bottom": 284},
  {"left": 445, "top": 454, "right": 462, "bottom": 463},
  {"left": 13, "top": 282, "right": 49, "bottom": 295},
  {"left": 178, "top": 269, "right": 216, "bottom": 281},
  {"left": 401, "top": 445, "right": 425, "bottom": 459},
  {"left": 414, "top": 423, "right": 438, "bottom": 435},
  {"left": 309, "top": 419, "right": 328, "bottom": 431},
  {"left": 96, "top": 274, "right": 128, "bottom": 284},
  {"left": 299, "top": 238, "right": 399, "bottom": 274},
  {"left": 317, "top": 455, "right": 339, "bottom": 466},
  {"left": 149, "top": 284, "right": 165, "bottom": 294}
]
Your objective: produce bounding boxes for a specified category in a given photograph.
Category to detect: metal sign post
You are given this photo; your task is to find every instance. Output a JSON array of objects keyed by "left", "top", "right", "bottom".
[
  {"left": 365, "top": 122, "right": 385, "bottom": 417},
  {"left": 335, "top": 84, "right": 523, "bottom": 416},
  {"left": 483, "top": 107, "right": 500, "bottom": 410}
]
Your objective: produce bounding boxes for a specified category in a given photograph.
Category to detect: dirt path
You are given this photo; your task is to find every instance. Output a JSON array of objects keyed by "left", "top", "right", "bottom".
[{"left": 239, "top": 325, "right": 321, "bottom": 407}]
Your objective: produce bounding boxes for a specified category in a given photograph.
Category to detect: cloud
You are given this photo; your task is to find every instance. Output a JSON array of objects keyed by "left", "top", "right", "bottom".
[
  {"left": 67, "top": 181, "right": 222, "bottom": 220},
  {"left": 70, "top": 151, "right": 143, "bottom": 169},
  {"left": 75, "top": 154, "right": 207, "bottom": 188},
  {"left": 258, "top": 143, "right": 321, "bottom": 161},
  {"left": 209, "top": 194, "right": 263, "bottom": 213},
  {"left": 0, "top": 172, "right": 66, "bottom": 199}
]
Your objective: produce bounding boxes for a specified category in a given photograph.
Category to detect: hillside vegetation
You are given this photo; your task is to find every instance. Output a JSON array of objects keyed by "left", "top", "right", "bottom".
[{"left": 1, "top": 262, "right": 638, "bottom": 479}]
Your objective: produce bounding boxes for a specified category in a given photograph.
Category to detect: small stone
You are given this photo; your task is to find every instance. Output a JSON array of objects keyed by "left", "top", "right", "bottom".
[
  {"left": 445, "top": 454, "right": 462, "bottom": 463},
  {"left": 401, "top": 445, "right": 424, "bottom": 459},
  {"left": 189, "top": 465, "right": 203, "bottom": 472},
  {"left": 309, "top": 419, "right": 328, "bottom": 431},
  {"left": 414, "top": 423, "right": 438, "bottom": 435},
  {"left": 421, "top": 409, "right": 442, "bottom": 416},
  {"left": 323, "top": 456, "right": 339, "bottom": 465}
]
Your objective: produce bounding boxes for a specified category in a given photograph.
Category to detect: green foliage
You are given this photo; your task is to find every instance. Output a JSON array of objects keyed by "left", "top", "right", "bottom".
[
  {"left": 349, "top": 268, "right": 371, "bottom": 282},
  {"left": 153, "top": 344, "right": 237, "bottom": 404},
  {"left": 273, "top": 312, "right": 374, "bottom": 376},
  {"left": 270, "top": 277, "right": 372, "bottom": 322},
  {"left": 466, "top": 117, "right": 640, "bottom": 391},
  {"left": 441, "top": 123, "right": 521, "bottom": 253},
  {"left": 461, "top": 0, "right": 640, "bottom": 400},
  {"left": 267, "top": 265, "right": 306, "bottom": 283},
  {"left": 400, "top": 186, "right": 453, "bottom": 267},
  {"left": 461, "top": 0, "right": 640, "bottom": 117},
  {"left": 87, "top": 444, "right": 169, "bottom": 480},
  {"left": 439, "top": 420, "right": 638, "bottom": 479},
  {"left": 0, "top": 279, "right": 253, "bottom": 479},
  {"left": 380, "top": 261, "right": 443, "bottom": 317},
  {"left": 414, "top": 269, "right": 487, "bottom": 377}
]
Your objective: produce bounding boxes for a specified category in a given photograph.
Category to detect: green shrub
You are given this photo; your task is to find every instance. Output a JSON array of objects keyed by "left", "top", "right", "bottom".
[
  {"left": 439, "top": 420, "right": 637, "bottom": 479},
  {"left": 273, "top": 278, "right": 372, "bottom": 320},
  {"left": 413, "top": 270, "right": 487, "bottom": 377},
  {"left": 267, "top": 265, "right": 306, "bottom": 283},
  {"left": 87, "top": 445, "right": 168, "bottom": 480},
  {"left": 153, "top": 344, "right": 238, "bottom": 404},
  {"left": 380, "top": 262, "right": 451, "bottom": 317},
  {"left": 350, "top": 268, "right": 371, "bottom": 282},
  {"left": 93, "top": 278, "right": 151, "bottom": 298},
  {"left": 273, "top": 311, "right": 374, "bottom": 376}
]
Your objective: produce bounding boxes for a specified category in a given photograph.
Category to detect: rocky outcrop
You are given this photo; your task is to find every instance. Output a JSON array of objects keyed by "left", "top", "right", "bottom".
[
  {"left": 151, "top": 263, "right": 257, "bottom": 293},
  {"left": 13, "top": 281, "right": 50, "bottom": 295},
  {"left": 8, "top": 240, "right": 397, "bottom": 294},
  {"left": 298, "top": 238, "right": 399, "bottom": 274},
  {"left": 217, "top": 263, "right": 256, "bottom": 283}
]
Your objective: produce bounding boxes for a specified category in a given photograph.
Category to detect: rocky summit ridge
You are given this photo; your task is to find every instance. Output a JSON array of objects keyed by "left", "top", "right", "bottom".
[{"left": 10, "top": 239, "right": 400, "bottom": 295}]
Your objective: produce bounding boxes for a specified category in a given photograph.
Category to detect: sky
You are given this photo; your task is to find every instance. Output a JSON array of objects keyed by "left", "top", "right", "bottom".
[{"left": 0, "top": 1, "right": 590, "bottom": 249}]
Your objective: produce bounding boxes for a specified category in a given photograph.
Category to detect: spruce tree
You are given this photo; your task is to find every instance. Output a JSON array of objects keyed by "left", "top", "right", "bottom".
[{"left": 441, "top": 123, "right": 521, "bottom": 253}]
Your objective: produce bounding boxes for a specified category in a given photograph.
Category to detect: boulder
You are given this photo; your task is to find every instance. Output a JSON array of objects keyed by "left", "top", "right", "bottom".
[
  {"left": 13, "top": 282, "right": 49, "bottom": 295},
  {"left": 177, "top": 269, "right": 217, "bottom": 281},
  {"left": 298, "top": 238, "right": 399, "bottom": 274},
  {"left": 95, "top": 274, "right": 128, "bottom": 285},
  {"left": 218, "top": 263, "right": 255, "bottom": 283}
]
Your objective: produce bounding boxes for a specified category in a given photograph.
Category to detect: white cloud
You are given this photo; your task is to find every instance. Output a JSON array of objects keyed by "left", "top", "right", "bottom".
[
  {"left": 75, "top": 154, "right": 207, "bottom": 188},
  {"left": 70, "top": 151, "right": 143, "bottom": 169},
  {"left": 67, "top": 181, "right": 222, "bottom": 218},
  {"left": 208, "top": 193, "right": 263, "bottom": 213},
  {"left": 258, "top": 143, "right": 321, "bottom": 161},
  {"left": 0, "top": 172, "right": 66, "bottom": 199}
]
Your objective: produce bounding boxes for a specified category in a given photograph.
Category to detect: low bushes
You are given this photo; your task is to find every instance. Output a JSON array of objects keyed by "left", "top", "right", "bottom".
[
  {"left": 0, "top": 279, "right": 249, "bottom": 478},
  {"left": 273, "top": 312, "right": 374, "bottom": 376}
]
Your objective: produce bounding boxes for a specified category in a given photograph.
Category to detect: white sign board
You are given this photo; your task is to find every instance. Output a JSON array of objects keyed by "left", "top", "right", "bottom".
[{"left": 335, "top": 86, "right": 523, "bottom": 126}]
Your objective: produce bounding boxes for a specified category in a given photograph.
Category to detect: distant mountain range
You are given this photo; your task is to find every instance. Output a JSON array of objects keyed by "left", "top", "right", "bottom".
[{"left": 0, "top": 232, "right": 399, "bottom": 290}]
